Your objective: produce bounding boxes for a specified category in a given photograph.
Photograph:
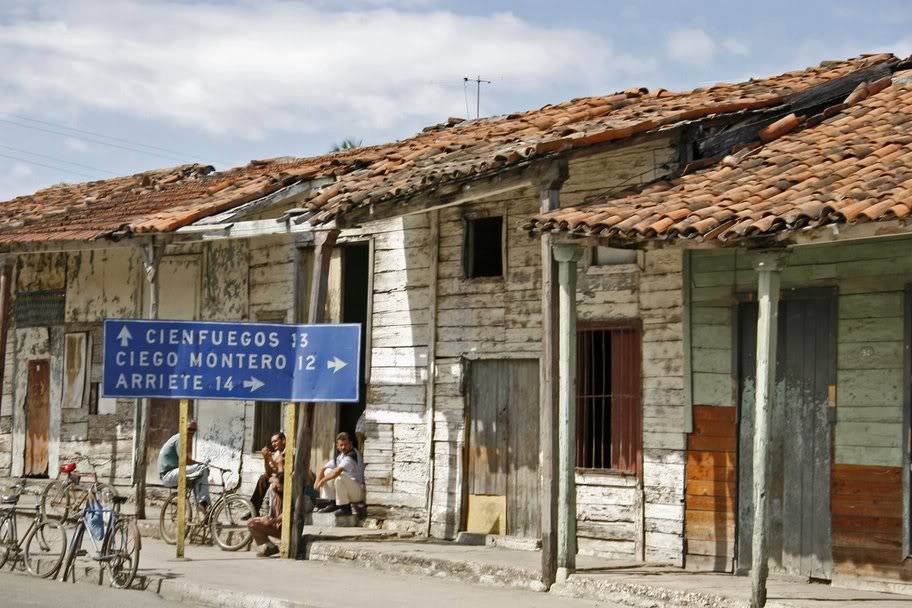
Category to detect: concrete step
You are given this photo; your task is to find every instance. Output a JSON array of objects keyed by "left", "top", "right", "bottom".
[
  {"left": 306, "top": 540, "right": 547, "bottom": 592},
  {"left": 310, "top": 511, "right": 361, "bottom": 528}
]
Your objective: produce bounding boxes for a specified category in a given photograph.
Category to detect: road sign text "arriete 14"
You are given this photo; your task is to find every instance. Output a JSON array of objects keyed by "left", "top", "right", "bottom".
[{"left": 102, "top": 319, "right": 361, "bottom": 402}]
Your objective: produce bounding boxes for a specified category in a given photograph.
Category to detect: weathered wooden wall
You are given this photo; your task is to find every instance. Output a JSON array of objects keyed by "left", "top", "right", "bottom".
[
  {"left": 685, "top": 405, "right": 737, "bottom": 570},
  {"left": 688, "top": 237, "right": 912, "bottom": 579}
]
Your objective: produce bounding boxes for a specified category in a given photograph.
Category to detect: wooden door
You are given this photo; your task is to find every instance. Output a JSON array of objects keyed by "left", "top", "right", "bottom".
[
  {"left": 737, "top": 291, "right": 836, "bottom": 579},
  {"left": 24, "top": 360, "right": 50, "bottom": 477},
  {"left": 466, "top": 359, "right": 540, "bottom": 538},
  {"left": 146, "top": 398, "right": 185, "bottom": 484}
]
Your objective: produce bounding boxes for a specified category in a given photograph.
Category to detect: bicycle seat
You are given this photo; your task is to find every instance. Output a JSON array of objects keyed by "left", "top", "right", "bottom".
[
  {"left": 60, "top": 463, "right": 77, "bottom": 473},
  {"left": 0, "top": 494, "right": 19, "bottom": 505}
]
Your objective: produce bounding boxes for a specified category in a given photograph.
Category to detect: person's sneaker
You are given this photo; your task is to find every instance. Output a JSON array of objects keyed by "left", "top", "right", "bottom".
[
  {"left": 318, "top": 503, "right": 340, "bottom": 513},
  {"left": 337, "top": 504, "right": 352, "bottom": 515},
  {"left": 256, "top": 543, "right": 279, "bottom": 557}
]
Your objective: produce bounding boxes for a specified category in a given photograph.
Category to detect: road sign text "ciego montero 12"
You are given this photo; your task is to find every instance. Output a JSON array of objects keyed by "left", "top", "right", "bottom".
[{"left": 102, "top": 319, "right": 361, "bottom": 402}]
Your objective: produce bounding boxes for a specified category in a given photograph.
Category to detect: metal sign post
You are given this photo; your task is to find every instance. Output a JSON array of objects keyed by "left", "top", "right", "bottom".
[
  {"left": 176, "top": 398, "right": 189, "bottom": 559},
  {"left": 102, "top": 319, "right": 361, "bottom": 560},
  {"left": 279, "top": 402, "right": 296, "bottom": 559}
]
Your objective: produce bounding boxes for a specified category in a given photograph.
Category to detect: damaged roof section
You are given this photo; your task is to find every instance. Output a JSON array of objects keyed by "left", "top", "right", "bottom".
[
  {"left": 525, "top": 73, "right": 912, "bottom": 244},
  {"left": 0, "top": 53, "right": 902, "bottom": 244}
]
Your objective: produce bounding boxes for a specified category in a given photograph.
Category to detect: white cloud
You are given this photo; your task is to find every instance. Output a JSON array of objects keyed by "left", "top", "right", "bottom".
[
  {"left": 10, "top": 162, "right": 31, "bottom": 178},
  {"left": 722, "top": 38, "right": 750, "bottom": 56},
  {"left": 63, "top": 137, "right": 90, "bottom": 152},
  {"left": 0, "top": 1, "right": 648, "bottom": 139},
  {"left": 666, "top": 28, "right": 716, "bottom": 67}
]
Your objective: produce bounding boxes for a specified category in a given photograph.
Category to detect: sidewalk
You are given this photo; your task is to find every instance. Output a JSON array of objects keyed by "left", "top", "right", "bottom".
[
  {"left": 119, "top": 537, "right": 605, "bottom": 608},
  {"left": 113, "top": 534, "right": 909, "bottom": 608}
]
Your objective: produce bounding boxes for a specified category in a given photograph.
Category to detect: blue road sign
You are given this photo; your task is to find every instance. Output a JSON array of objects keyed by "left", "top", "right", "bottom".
[{"left": 102, "top": 319, "right": 361, "bottom": 402}]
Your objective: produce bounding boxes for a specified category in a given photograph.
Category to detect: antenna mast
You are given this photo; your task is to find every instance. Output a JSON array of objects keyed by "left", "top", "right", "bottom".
[{"left": 463, "top": 75, "right": 492, "bottom": 119}]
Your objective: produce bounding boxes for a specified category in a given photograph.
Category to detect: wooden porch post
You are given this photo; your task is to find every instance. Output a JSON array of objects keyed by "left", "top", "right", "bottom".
[
  {"left": 0, "top": 257, "right": 13, "bottom": 409},
  {"left": 133, "top": 239, "right": 163, "bottom": 520},
  {"left": 554, "top": 244, "right": 582, "bottom": 583},
  {"left": 539, "top": 161, "right": 568, "bottom": 588},
  {"left": 750, "top": 253, "right": 785, "bottom": 608},
  {"left": 290, "top": 228, "right": 339, "bottom": 559}
]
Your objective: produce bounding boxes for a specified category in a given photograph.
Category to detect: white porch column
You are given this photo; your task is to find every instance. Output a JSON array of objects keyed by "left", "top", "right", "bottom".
[
  {"left": 554, "top": 243, "right": 582, "bottom": 583},
  {"left": 751, "top": 253, "right": 786, "bottom": 608}
]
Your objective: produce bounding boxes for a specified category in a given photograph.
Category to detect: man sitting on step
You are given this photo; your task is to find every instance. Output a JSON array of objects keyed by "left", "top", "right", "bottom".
[{"left": 314, "top": 432, "right": 365, "bottom": 515}]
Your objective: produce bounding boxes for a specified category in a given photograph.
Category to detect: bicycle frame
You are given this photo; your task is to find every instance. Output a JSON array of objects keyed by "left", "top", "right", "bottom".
[
  {"left": 59, "top": 485, "right": 121, "bottom": 581},
  {"left": 1, "top": 486, "right": 47, "bottom": 568}
]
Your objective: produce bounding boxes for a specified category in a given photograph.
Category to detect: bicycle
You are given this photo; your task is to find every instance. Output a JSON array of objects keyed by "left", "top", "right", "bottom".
[
  {"left": 0, "top": 479, "right": 68, "bottom": 578},
  {"left": 159, "top": 462, "right": 255, "bottom": 551},
  {"left": 58, "top": 480, "right": 139, "bottom": 589},
  {"left": 40, "top": 453, "right": 118, "bottom": 522}
]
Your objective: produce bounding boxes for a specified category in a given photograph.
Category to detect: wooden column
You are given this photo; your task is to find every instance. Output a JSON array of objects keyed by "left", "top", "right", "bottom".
[
  {"left": 554, "top": 244, "right": 582, "bottom": 583},
  {"left": 0, "top": 257, "right": 13, "bottom": 409},
  {"left": 538, "top": 160, "right": 567, "bottom": 588},
  {"left": 750, "top": 253, "right": 785, "bottom": 608},
  {"left": 133, "top": 239, "right": 163, "bottom": 520},
  {"left": 423, "top": 210, "right": 440, "bottom": 536},
  {"left": 175, "top": 398, "right": 189, "bottom": 559},
  {"left": 280, "top": 402, "right": 297, "bottom": 558},
  {"left": 290, "top": 229, "right": 338, "bottom": 559}
]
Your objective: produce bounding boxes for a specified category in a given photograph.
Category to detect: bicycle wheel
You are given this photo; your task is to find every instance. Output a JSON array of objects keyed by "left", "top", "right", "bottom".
[
  {"left": 40, "top": 480, "right": 71, "bottom": 522},
  {"left": 102, "top": 518, "right": 140, "bottom": 589},
  {"left": 210, "top": 494, "right": 254, "bottom": 551},
  {"left": 158, "top": 493, "right": 194, "bottom": 545},
  {"left": 23, "top": 519, "right": 66, "bottom": 578},
  {"left": 0, "top": 513, "right": 13, "bottom": 569}
]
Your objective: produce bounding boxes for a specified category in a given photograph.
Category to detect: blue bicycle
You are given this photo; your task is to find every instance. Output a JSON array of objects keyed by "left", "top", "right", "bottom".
[{"left": 58, "top": 481, "right": 140, "bottom": 588}]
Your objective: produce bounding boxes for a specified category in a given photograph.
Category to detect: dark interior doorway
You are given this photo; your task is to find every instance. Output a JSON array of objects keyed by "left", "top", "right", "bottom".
[{"left": 338, "top": 242, "right": 369, "bottom": 445}]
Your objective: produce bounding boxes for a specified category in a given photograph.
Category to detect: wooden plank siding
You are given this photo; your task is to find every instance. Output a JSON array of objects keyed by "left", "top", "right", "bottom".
[
  {"left": 685, "top": 405, "right": 737, "bottom": 571},
  {"left": 831, "top": 464, "right": 911, "bottom": 581},
  {"left": 689, "top": 236, "right": 912, "bottom": 578}
]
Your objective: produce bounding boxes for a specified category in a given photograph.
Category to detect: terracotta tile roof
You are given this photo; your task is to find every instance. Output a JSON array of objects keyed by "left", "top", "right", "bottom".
[
  {"left": 525, "top": 73, "right": 912, "bottom": 244},
  {"left": 0, "top": 53, "right": 899, "bottom": 244}
]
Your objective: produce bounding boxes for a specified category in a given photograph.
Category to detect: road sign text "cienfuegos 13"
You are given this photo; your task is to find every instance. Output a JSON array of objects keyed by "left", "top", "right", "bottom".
[{"left": 102, "top": 319, "right": 361, "bottom": 402}]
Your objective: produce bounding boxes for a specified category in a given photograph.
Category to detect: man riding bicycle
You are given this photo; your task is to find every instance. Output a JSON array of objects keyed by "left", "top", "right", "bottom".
[{"left": 158, "top": 420, "right": 210, "bottom": 515}]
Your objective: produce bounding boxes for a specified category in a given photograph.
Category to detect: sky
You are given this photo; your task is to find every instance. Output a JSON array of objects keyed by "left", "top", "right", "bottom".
[{"left": 0, "top": 0, "right": 910, "bottom": 200}]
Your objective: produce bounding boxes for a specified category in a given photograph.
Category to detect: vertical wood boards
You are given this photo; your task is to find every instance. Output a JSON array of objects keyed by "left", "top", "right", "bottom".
[
  {"left": 24, "top": 359, "right": 50, "bottom": 476},
  {"left": 466, "top": 358, "right": 540, "bottom": 538},
  {"left": 685, "top": 405, "right": 737, "bottom": 571},
  {"left": 146, "top": 399, "right": 183, "bottom": 484},
  {"left": 61, "top": 332, "right": 88, "bottom": 409},
  {"left": 736, "top": 293, "right": 835, "bottom": 579}
]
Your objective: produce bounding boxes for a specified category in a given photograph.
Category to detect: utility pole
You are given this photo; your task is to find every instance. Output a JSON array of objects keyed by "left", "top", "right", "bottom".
[{"left": 463, "top": 75, "right": 492, "bottom": 119}]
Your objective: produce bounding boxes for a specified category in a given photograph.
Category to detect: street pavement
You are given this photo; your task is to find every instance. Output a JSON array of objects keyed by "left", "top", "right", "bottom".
[{"left": 0, "top": 570, "right": 197, "bottom": 607}]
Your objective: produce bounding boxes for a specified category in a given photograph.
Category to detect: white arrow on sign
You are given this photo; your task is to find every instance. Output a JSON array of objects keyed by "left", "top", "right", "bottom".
[
  {"left": 243, "top": 377, "right": 264, "bottom": 392},
  {"left": 327, "top": 357, "right": 348, "bottom": 374},
  {"left": 117, "top": 326, "right": 132, "bottom": 347}
]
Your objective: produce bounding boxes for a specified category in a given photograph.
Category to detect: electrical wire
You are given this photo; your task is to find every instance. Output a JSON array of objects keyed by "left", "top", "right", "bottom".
[
  {"left": 0, "top": 142, "right": 117, "bottom": 176},
  {"left": 0, "top": 118, "right": 195, "bottom": 164},
  {"left": 0, "top": 152, "right": 97, "bottom": 180},
  {"left": 11, "top": 114, "right": 213, "bottom": 163}
]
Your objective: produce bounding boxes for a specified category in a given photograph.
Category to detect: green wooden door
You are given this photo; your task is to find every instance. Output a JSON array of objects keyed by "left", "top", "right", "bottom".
[{"left": 737, "top": 289, "right": 836, "bottom": 579}]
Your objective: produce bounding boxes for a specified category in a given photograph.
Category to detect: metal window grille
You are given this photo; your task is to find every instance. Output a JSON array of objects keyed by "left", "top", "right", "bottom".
[{"left": 576, "top": 324, "right": 642, "bottom": 474}]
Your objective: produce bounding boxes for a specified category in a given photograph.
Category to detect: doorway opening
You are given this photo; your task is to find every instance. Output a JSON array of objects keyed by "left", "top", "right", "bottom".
[{"left": 338, "top": 242, "right": 369, "bottom": 446}]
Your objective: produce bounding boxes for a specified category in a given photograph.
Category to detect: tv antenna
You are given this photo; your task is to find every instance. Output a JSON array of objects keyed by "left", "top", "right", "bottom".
[{"left": 464, "top": 75, "right": 492, "bottom": 119}]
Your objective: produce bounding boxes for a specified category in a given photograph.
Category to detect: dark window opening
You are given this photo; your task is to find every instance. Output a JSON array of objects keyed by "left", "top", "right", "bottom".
[
  {"left": 464, "top": 216, "right": 503, "bottom": 278},
  {"left": 252, "top": 403, "right": 282, "bottom": 453},
  {"left": 576, "top": 325, "right": 641, "bottom": 474}
]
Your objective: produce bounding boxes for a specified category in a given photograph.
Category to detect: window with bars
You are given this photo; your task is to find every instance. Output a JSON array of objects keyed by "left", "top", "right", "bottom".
[{"left": 576, "top": 324, "right": 642, "bottom": 474}]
